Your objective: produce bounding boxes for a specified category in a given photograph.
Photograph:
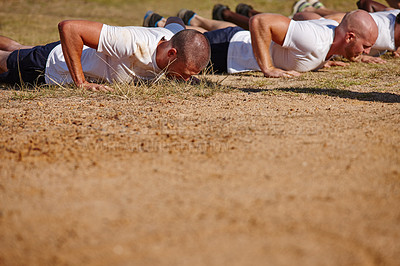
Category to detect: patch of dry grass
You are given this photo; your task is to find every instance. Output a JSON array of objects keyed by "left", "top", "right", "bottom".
[{"left": 3, "top": 74, "right": 229, "bottom": 102}]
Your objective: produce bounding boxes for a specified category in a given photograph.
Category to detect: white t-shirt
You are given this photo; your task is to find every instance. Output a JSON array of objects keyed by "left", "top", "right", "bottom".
[
  {"left": 44, "top": 23, "right": 184, "bottom": 84},
  {"left": 227, "top": 19, "right": 338, "bottom": 74},
  {"left": 370, "top": 10, "right": 400, "bottom": 52}
]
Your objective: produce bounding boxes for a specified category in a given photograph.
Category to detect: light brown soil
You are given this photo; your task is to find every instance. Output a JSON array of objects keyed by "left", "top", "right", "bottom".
[{"left": 1, "top": 73, "right": 399, "bottom": 266}]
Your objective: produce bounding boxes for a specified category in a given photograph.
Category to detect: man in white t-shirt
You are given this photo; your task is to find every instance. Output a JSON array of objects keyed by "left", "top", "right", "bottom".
[
  {"left": 356, "top": 1, "right": 400, "bottom": 55},
  {"left": 369, "top": 10, "right": 400, "bottom": 55},
  {"left": 294, "top": 5, "right": 400, "bottom": 56},
  {"left": 247, "top": 10, "right": 378, "bottom": 77},
  {"left": 0, "top": 17, "right": 211, "bottom": 91},
  {"left": 225, "top": 18, "right": 339, "bottom": 74}
]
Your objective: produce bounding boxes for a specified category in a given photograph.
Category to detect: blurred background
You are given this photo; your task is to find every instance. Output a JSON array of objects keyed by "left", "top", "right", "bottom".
[{"left": 0, "top": 0, "right": 388, "bottom": 44}]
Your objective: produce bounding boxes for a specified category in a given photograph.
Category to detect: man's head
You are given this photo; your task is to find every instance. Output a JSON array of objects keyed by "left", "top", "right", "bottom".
[
  {"left": 336, "top": 9, "right": 378, "bottom": 60},
  {"left": 157, "top": 29, "right": 211, "bottom": 81}
]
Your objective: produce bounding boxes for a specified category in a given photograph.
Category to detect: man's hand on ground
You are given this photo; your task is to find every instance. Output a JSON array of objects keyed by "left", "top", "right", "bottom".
[
  {"left": 360, "top": 55, "right": 386, "bottom": 64},
  {"left": 263, "top": 68, "right": 301, "bottom": 78},
  {"left": 324, "top": 60, "right": 350, "bottom": 68},
  {"left": 80, "top": 82, "right": 113, "bottom": 92}
]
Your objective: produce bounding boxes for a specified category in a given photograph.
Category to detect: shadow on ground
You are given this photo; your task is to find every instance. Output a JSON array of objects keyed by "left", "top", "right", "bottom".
[{"left": 237, "top": 87, "right": 400, "bottom": 103}]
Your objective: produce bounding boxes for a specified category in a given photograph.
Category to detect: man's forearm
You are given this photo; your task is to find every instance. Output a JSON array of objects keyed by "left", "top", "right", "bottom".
[
  {"left": 249, "top": 14, "right": 300, "bottom": 78},
  {"left": 58, "top": 20, "right": 103, "bottom": 87},
  {"left": 249, "top": 14, "right": 291, "bottom": 72},
  {"left": 249, "top": 15, "right": 275, "bottom": 74},
  {"left": 58, "top": 21, "right": 86, "bottom": 86}
]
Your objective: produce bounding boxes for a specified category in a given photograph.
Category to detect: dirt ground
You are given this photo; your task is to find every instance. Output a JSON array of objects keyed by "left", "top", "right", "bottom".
[{"left": 1, "top": 70, "right": 400, "bottom": 265}]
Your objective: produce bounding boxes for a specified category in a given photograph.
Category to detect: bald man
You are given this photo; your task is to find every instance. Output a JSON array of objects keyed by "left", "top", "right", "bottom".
[
  {"left": 294, "top": 5, "right": 400, "bottom": 58},
  {"left": 247, "top": 10, "right": 378, "bottom": 77}
]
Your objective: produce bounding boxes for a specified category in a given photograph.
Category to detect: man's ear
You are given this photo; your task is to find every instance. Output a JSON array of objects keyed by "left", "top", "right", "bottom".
[
  {"left": 345, "top": 32, "right": 356, "bottom": 43},
  {"left": 167, "top": 48, "right": 178, "bottom": 58}
]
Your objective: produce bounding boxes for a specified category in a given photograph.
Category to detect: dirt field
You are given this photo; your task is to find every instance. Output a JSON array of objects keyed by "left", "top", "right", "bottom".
[
  {"left": 1, "top": 59, "right": 400, "bottom": 265},
  {"left": 1, "top": 0, "right": 400, "bottom": 265}
]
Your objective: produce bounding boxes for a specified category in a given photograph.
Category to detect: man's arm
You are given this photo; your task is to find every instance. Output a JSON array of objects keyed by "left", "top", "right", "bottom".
[
  {"left": 386, "top": 0, "right": 400, "bottom": 9},
  {"left": 394, "top": 46, "right": 400, "bottom": 57},
  {"left": 357, "top": 0, "right": 391, "bottom": 12},
  {"left": 58, "top": 20, "right": 112, "bottom": 91},
  {"left": 249, "top": 13, "right": 300, "bottom": 78}
]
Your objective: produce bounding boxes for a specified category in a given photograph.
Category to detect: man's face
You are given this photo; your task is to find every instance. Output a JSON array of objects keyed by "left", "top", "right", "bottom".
[
  {"left": 166, "top": 60, "right": 200, "bottom": 81},
  {"left": 344, "top": 33, "right": 374, "bottom": 61}
]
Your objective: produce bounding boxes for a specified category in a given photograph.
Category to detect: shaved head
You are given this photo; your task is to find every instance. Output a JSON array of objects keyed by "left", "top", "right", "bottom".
[
  {"left": 333, "top": 9, "right": 379, "bottom": 60},
  {"left": 170, "top": 29, "right": 211, "bottom": 71},
  {"left": 339, "top": 10, "right": 378, "bottom": 44}
]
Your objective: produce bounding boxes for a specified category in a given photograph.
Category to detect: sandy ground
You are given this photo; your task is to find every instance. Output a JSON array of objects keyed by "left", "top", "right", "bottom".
[{"left": 1, "top": 74, "right": 399, "bottom": 266}]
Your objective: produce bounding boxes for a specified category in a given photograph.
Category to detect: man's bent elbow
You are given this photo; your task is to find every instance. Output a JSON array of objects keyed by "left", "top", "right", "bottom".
[
  {"left": 249, "top": 15, "right": 261, "bottom": 31},
  {"left": 249, "top": 14, "right": 275, "bottom": 33},
  {"left": 58, "top": 20, "right": 74, "bottom": 35}
]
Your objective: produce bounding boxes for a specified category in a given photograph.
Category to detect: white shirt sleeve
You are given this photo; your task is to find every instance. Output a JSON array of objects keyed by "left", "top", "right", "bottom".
[
  {"left": 97, "top": 24, "right": 142, "bottom": 59},
  {"left": 282, "top": 21, "right": 319, "bottom": 53},
  {"left": 283, "top": 19, "right": 338, "bottom": 53}
]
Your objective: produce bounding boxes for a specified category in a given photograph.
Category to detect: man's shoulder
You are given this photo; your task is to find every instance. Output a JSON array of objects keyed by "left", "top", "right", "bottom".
[
  {"left": 282, "top": 19, "right": 335, "bottom": 51},
  {"left": 287, "top": 19, "right": 337, "bottom": 40},
  {"left": 300, "top": 18, "right": 339, "bottom": 28}
]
